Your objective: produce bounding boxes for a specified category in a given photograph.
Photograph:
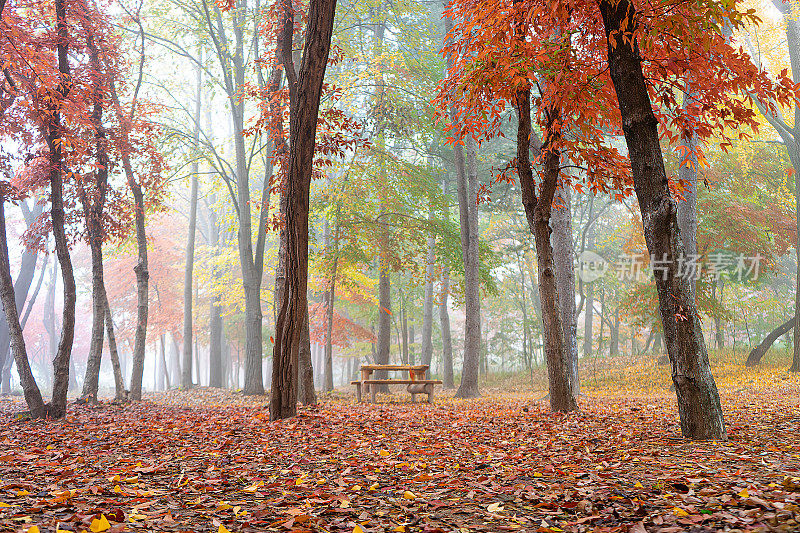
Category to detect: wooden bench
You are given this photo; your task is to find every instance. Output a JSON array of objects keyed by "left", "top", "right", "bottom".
[{"left": 351, "top": 364, "right": 442, "bottom": 403}]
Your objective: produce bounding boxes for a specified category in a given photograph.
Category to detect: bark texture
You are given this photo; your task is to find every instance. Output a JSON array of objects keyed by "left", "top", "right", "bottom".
[
  {"left": 48, "top": 0, "right": 77, "bottom": 418},
  {"left": 270, "top": 0, "right": 337, "bottom": 420},
  {"left": 0, "top": 194, "right": 45, "bottom": 417},
  {"left": 552, "top": 185, "right": 578, "bottom": 396},
  {"left": 600, "top": 0, "right": 726, "bottom": 439},
  {"left": 515, "top": 87, "right": 576, "bottom": 413}
]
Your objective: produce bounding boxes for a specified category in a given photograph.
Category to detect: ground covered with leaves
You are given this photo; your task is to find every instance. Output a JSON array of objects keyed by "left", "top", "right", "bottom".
[{"left": 1, "top": 385, "right": 800, "bottom": 533}]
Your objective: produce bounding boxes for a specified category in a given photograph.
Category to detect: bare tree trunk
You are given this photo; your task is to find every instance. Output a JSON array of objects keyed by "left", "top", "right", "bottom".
[
  {"left": 47, "top": 0, "right": 77, "bottom": 418},
  {"left": 270, "top": 0, "right": 337, "bottom": 420},
  {"left": 103, "top": 292, "right": 125, "bottom": 400},
  {"left": 182, "top": 55, "right": 202, "bottom": 389},
  {"left": 208, "top": 200, "right": 224, "bottom": 387},
  {"left": 747, "top": 316, "right": 795, "bottom": 366},
  {"left": 420, "top": 210, "right": 435, "bottom": 373},
  {"left": 552, "top": 185, "right": 578, "bottom": 396},
  {"left": 0, "top": 201, "right": 42, "bottom": 393},
  {"left": 439, "top": 180, "right": 455, "bottom": 389},
  {"left": 600, "top": 0, "right": 726, "bottom": 438},
  {"left": 610, "top": 307, "right": 619, "bottom": 356},
  {"left": 297, "top": 306, "right": 317, "bottom": 404},
  {"left": 677, "top": 82, "right": 698, "bottom": 304},
  {"left": 453, "top": 136, "right": 482, "bottom": 398},
  {"left": 515, "top": 85, "right": 576, "bottom": 413},
  {"left": 79, "top": 32, "right": 113, "bottom": 401},
  {"left": 0, "top": 194, "right": 44, "bottom": 417}
]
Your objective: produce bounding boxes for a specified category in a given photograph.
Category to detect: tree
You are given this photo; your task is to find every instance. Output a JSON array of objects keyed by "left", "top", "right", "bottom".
[
  {"left": 438, "top": 0, "right": 796, "bottom": 435},
  {"left": 182, "top": 53, "right": 202, "bottom": 389},
  {"left": 270, "top": 0, "right": 338, "bottom": 420}
]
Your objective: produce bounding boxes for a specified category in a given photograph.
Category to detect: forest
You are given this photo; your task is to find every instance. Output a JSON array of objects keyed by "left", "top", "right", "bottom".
[{"left": 2, "top": 0, "right": 800, "bottom": 530}]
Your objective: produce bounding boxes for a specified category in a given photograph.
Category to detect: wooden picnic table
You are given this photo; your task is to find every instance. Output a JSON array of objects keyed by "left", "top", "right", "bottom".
[{"left": 351, "top": 364, "right": 442, "bottom": 403}]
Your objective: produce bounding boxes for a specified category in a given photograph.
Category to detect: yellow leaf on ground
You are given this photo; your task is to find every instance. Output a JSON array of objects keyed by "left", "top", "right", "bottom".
[
  {"left": 241, "top": 481, "right": 263, "bottom": 493},
  {"left": 738, "top": 488, "right": 749, "bottom": 498},
  {"left": 392, "top": 526, "right": 406, "bottom": 532},
  {"left": 402, "top": 491, "right": 416, "bottom": 500},
  {"left": 108, "top": 474, "right": 121, "bottom": 483},
  {"left": 218, "top": 525, "right": 232, "bottom": 533},
  {"left": 16, "top": 490, "right": 30, "bottom": 497},
  {"left": 353, "top": 526, "right": 365, "bottom": 533},
  {"left": 672, "top": 507, "right": 689, "bottom": 517},
  {"left": 634, "top": 481, "right": 644, "bottom": 488},
  {"left": 113, "top": 485, "right": 122, "bottom": 494},
  {"left": 0, "top": 502, "right": 12, "bottom": 507},
  {"left": 26, "top": 526, "right": 40, "bottom": 533},
  {"left": 379, "top": 450, "right": 390, "bottom": 457},
  {"left": 89, "top": 514, "right": 111, "bottom": 532}
]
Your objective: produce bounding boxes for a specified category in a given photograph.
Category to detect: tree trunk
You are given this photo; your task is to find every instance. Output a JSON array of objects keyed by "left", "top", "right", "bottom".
[
  {"left": 747, "top": 316, "right": 795, "bottom": 366},
  {"left": 323, "top": 216, "right": 340, "bottom": 392},
  {"left": 79, "top": 201, "right": 107, "bottom": 400},
  {"left": 515, "top": 86, "right": 576, "bottom": 413},
  {"left": 182, "top": 56, "right": 202, "bottom": 389},
  {"left": 0, "top": 194, "right": 44, "bottom": 417},
  {"left": 453, "top": 135, "right": 482, "bottom": 399},
  {"left": 600, "top": 0, "right": 726, "bottom": 439},
  {"left": 583, "top": 280, "right": 594, "bottom": 359},
  {"left": 610, "top": 307, "right": 619, "bottom": 357},
  {"left": 297, "top": 305, "right": 317, "bottom": 405},
  {"left": 159, "top": 334, "right": 170, "bottom": 389},
  {"left": 80, "top": 32, "right": 113, "bottom": 401},
  {"left": 208, "top": 202, "right": 224, "bottom": 387},
  {"left": 420, "top": 206, "right": 435, "bottom": 372},
  {"left": 0, "top": 201, "right": 42, "bottom": 393},
  {"left": 439, "top": 179, "right": 455, "bottom": 389},
  {"left": 552, "top": 185, "right": 578, "bottom": 396},
  {"left": 47, "top": 0, "right": 77, "bottom": 418},
  {"left": 103, "top": 292, "right": 126, "bottom": 400},
  {"left": 376, "top": 257, "right": 392, "bottom": 387},
  {"left": 270, "top": 0, "right": 337, "bottom": 420},
  {"left": 677, "top": 84, "right": 699, "bottom": 304},
  {"left": 400, "top": 290, "right": 409, "bottom": 366}
]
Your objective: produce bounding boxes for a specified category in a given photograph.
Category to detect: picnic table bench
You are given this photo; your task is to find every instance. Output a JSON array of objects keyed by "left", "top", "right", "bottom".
[{"left": 351, "top": 364, "right": 442, "bottom": 404}]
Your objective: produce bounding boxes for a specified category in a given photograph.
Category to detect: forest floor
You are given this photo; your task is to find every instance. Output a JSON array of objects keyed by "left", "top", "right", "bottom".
[{"left": 1, "top": 369, "right": 800, "bottom": 533}]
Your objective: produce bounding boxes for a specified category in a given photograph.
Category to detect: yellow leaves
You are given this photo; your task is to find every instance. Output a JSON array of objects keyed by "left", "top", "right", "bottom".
[
  {"left": 108, "top": 474, "right": 121, "bottom": 483},
  {"left": 368, "top": 483, "right": 379, "bottom": 491},
  {"left": 379, "top": 449, "right": 391, "bottom": 457},
  {"left": 392, "top": 526, "right": 407, "bottom": 532},
  {"left": 401, "top": 490, "right": 416, "bottom": 500},
  {"left": 486, "top": 502, "right": 504, "bottom": 512},
  {"left": 0, "top": 502, "right": 12, "bottom": 507},
  {"left": 353, "top": 525, "right": 365, "bottom": 533},
  {"left": 16, "top": 490, "right": 30, "bottom": 497},
  {"left": 241, "top": 481, "right": 263, "bottom": 493},
  {"left": 26, "top": 527, "right": 40, "bottom": 533},
  {"left": 672, "top": 507, "right": 689, "bottom": 517},
  {"left": 89, "top": 514, "right": 111, "bottom": 532},
  {"left": 113, "top": 485, "right": 123, "bottom": 494},
  {"left": 737, "top": 488, "right": 749, "bottom": 498},
  {"left": 634, "top": 481, "right": 644, "bottom": 488},
  {"left": 294, "top": 474, "right": 308, "bottom": 485},
  {"left": 128, "top": 511, "right": 148, "bottom": 521},
  {"left": 533, "top": 472, "right": 543, "bottom": 478},
  {"left": 218, "top": 525, "right": 232, "bottom": 533},
  {"left": 216, "top": 501, "right": 233, "bottom": 511}
]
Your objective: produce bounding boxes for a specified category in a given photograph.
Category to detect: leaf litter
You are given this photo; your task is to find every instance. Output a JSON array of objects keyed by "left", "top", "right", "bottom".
[{"left": 0, "top": 386, "right": 799, "bottom": 532}]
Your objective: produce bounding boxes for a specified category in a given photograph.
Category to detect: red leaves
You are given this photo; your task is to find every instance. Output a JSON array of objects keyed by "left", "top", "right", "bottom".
[{"left": 2, "top": 389, "right": 800, "bottom": 532}]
